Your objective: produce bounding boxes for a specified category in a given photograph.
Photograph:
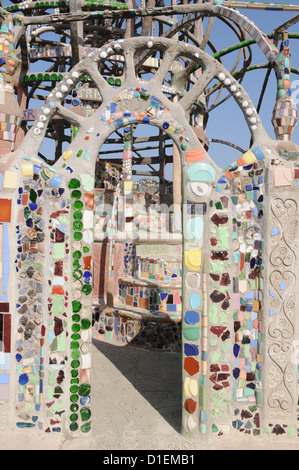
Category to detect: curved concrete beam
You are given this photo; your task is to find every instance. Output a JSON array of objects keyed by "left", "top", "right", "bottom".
[{"left": 15, "top": 37, "right": 271, "bottom": 162}]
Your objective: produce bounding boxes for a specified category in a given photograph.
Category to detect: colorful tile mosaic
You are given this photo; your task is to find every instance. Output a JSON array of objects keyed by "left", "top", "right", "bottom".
[
  {"left": 1, "top": 15, "right": 299, "bottom": 446},
  {"left": 207, "top": 189, "right": 231, "bottom": 437},
  {"left": 136, "top": 255, "right": 182, "bottom": 282},
  {"left": 15, "top": 170, "right": 47, "bottom": 429},
  {"left": 46, "top": 195, "right": 70, "bottom": 432},
  {"left": 69, "top": 177, "right": 93, "bottom": 433},
  {"left": 272, "top": 32, "right": 298, "bottom": 142},
  {"left": 216, "top": 147, "right": 265, "bottom": 436},
  {"left": 118, "top": 277, "right": 182, "bottom": 318}
]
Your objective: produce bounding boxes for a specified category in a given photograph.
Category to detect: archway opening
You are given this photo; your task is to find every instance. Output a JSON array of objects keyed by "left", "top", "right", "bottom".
[
  {"left": 92, "top": 123, "right": 183, "bottom": 350},
  {"left": 91, "top": 122, "right": 184, "bottom": 437}
]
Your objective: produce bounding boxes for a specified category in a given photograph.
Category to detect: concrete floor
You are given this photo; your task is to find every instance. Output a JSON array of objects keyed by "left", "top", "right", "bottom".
[
  {"left": 89, "top": 338, "right": 184, "bottom": 450},
  {"left": 1, "top": 338, "right": 298, "bottom": 450}
]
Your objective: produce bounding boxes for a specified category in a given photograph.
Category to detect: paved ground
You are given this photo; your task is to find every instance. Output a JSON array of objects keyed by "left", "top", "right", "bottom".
[{"left": 1, "top": 338, "right": 298, "bottom": 450}]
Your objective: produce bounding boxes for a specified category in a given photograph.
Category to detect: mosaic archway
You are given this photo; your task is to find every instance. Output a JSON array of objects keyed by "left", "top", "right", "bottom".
[{"left": 1, "top": 35, "right": 299, "bottom": 439}]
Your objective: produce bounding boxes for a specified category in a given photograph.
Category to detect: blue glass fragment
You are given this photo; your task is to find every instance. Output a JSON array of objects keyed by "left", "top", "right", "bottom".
[
  {"left": 233, "top": 344, "right": 240, "bottom": 358},
  {"left": 184, "top": 343, "right": 199, "bottom": 356}
]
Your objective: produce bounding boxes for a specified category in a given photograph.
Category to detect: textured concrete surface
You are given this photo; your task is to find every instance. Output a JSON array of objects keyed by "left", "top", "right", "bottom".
[{"left": 1, "top": 338, "right": 299, "bottom": 450}]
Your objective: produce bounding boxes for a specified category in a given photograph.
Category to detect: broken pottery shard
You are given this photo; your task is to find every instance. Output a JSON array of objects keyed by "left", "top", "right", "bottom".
[
  {"left": 210, "top": 290, "right": 225, "bottom": 303},
  {"left": 211, "top": 213, "right": 228, "bottom": 226}
]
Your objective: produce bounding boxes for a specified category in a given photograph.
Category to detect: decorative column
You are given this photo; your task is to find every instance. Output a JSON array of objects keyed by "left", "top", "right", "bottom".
[
  {"left": 68, "top": 176, "right": 93, "bottom": 434},
  {"left": 122, "top": 127, "right": 134, "bottom": 236},
  {"left": 122, "top": 127, "right": 135, "bottom": 276},
  {"left": 264, "top": 165, "right": 299, "bottom": 437},
  {"left": 172, "top": 72, "right": 182, "bottom": 233},
  {"left": 172, "top": 144, "right": 182, "bottom": 233}
]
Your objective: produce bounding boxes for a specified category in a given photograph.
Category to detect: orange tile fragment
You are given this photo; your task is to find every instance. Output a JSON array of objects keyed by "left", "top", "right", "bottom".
[{"left": 0, "top": 199, "right": 12, "bottom": 222}]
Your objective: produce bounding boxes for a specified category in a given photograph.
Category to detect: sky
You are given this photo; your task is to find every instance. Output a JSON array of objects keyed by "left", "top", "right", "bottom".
[
  {"left": 205, "top": 1, "right": 299, "bottom": 169},
  {"left": 3, "top": 0, "right": 299, "bottom": 178}
]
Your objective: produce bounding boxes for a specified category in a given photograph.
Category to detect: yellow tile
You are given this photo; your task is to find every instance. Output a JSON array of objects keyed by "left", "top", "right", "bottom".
[
  {"left": 124, "top": 180, "right": 133, "bottom": 191},
  {"left": 242, "top": 150, "right": 257, "bottom": 165},
  {"left": 21, "top": 163, "right": 34, "bottom": 176},
  {"left": 3, "top": 170, "right": 18, "bottom": 189},
  {"left": 185, "top": 249, "right": 202, "bottom": 271},
  {"left": 62, "top": 150, "right": 72, "bottom": 161},
  {"left": 201, "top": 360, "right": 207, "bottom": 376},
  {"left": 253, "top": 299, "right": 260, "bottom": 312}
]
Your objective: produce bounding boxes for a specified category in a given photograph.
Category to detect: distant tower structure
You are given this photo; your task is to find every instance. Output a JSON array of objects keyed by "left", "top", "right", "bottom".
[
  {"left": 0, "top": 10, "right": 22, "bottom": 155},
  {"left": 272, "top": 30, "right": 298, "bottom": 141}
]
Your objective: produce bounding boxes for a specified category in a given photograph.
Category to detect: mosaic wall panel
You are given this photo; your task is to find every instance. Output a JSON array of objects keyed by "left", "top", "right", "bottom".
[
  {"left": 46, "top": 193, "right": 70, "bottom": 432},
  {"left": 15, "top": 171, "right": 47, "bottom": 429},
  {"left": 0, "top": 186, "right": 12, "bottom": 429},
  {"left": 217, "top": 148, "right": 265, "bottom": 436},
  {"left": 0, "top": 154, "right": 94, "bottom": 433},
  {"left": 68, "top": 177, "right": 93, "bottom": 433},
  {"left": 118, "top": 278, "right": 182, "bottom": 317},
  {"left": 207, "top": 186, "right": 232, "bottom": 437},
  {"left": 181, "top": 141, "right": 285, "bottom": 439},
  {"left": 136, "top": 256, "right": 182, "bottom": 282}
]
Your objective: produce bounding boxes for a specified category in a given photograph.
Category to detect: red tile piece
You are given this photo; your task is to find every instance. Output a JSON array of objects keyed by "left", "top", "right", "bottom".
[
  {"left": 0, "top": 199, "right": 12, "bottom": 222},
  {"left": 184, "top": 357, "right": 199, "bottom": 376},
  {"left": 3, "top": 314, "right": 11, "bottom": 353}
]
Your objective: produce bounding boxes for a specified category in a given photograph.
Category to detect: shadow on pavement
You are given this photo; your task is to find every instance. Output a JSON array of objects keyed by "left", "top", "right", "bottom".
[{"left": 92, "top": 337, "right": 182, "bottom": 433}]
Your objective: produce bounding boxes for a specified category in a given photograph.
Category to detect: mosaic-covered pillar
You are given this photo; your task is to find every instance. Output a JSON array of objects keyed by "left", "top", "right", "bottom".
[
  {"left": 68, "top": 175, "right": 94, "bottom": 433},
  {"left": 12, "top": 158, "right": 95, "bottom": 433},
  {"left": 122, "top": 127, "right": 135, "bottom": 277},
  {"left": 0, "top": 10, "right": 28, "bottom": 421},
  {"left": 10, "top": 161, "right": 94, "bottom": 433},
  {"left": 205, "top": 172, "right": 233, "bottom": 437},
  {"left": 0, "top": 181, "right": 13, "bottom": 426},
  {"left": 122, "top": 126, "right": 134, "bottom": 236},
  {"left": 14, "top": 166, "right": 52, "bottom": 430},
  {"left": 216, "top": 147, "right": 266, "bottom": 436},
  {"left": 181, "top": 147, "right": 217, "bottom": 436},
  {"left": 272, "top": 31, "right": 298, "bottom": 142},
  {"left": 173, "top": 144, "right": 182, "bottom": 234}
]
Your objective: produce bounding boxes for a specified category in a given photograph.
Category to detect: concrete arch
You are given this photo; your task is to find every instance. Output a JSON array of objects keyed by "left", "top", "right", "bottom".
[
  {"left": 139, "top": 2, "right": 280, "bottom": 63},
  {"left": 15, "top": 36, "right": 273, "bottom": 167},
  {"left": 1, "top": 36, "right": 280, "bottom": 436}
]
